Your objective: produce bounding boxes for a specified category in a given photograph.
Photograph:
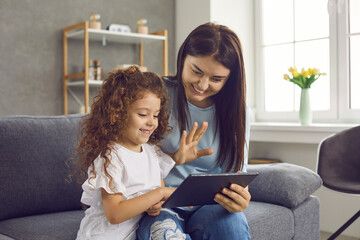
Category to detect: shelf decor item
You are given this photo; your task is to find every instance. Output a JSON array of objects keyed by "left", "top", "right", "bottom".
[
  {"left": 283, "top": 67, "right": 326, "bottom": 125},
  {"left": 88, "top": 59, "right": 95, "bottom": 80},
  {"left": 107, "top": 24, "right": 131, "bottom": 33},
  {"left": 89, "top": 13, "right": 101, "bottom": 29},
  {"left": 136, "top": 18, "right": 148, "bottom": 34},
  {"left": 93, "top": 60, "right": 102, "bottom": 80}
]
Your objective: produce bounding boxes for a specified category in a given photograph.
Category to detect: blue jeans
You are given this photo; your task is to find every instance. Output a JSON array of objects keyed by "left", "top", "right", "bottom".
[{"left": 136, "top": 205, "right": 250, "bottom": 240}]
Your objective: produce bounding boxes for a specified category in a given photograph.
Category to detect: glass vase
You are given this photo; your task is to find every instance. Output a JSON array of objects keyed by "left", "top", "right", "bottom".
[{"left": 299, "top": 88, "right": 312, "bottom": 125}]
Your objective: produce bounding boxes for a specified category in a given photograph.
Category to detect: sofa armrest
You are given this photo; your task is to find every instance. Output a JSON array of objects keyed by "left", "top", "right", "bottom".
[{"left": 247, "top": 163, "right": 322, "bottom": 208}]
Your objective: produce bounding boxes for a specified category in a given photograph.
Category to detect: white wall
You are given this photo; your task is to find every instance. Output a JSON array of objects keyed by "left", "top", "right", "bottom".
[
  {"left": 175, "top": 0, "right": 255, "bottom": 107},
  {"left": 175, "top": 0, "right": 210, "bottom": 59}
]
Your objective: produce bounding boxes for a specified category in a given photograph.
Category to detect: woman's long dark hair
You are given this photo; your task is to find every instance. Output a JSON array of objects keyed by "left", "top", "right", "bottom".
[{"left": 174, "top": 22, "right": 247, "bottom": 172}]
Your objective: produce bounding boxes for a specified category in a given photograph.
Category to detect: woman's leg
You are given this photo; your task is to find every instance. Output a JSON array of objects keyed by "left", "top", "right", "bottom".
[
  {"left": 186, "top": 205, "right": 250, "bottom": 240},
  {"left": 136, "top": 209, "right": 191, "bottom": 240}
]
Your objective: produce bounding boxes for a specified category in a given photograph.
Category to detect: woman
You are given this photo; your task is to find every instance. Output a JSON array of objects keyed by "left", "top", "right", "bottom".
[{"left": 137, "top": 22, "right": 251, "bottom": 240}]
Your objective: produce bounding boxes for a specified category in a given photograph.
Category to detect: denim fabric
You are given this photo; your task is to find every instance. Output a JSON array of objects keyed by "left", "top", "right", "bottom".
[
  {"left": 137, "top": 208, "right": 190, "bottom": 240},
  {"left": 136, "top": 205, "right": 250, "bottom": 240}
]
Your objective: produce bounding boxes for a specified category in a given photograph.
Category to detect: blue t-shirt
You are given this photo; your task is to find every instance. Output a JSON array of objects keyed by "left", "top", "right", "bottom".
[{"left": 161, "top": 80, "right": 250, "bottom": 189}]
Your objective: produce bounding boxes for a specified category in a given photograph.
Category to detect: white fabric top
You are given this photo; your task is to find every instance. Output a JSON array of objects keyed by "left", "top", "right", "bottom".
[{"left": 76, "top": 143, "right": 175, "bottom": 240}]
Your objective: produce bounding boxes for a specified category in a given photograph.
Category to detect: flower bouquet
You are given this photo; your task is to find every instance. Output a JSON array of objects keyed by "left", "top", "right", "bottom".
[
  {"left": 283, "top": 67, "right": 326, "bottom": 89},
  {"left": 283, "top": 66, "right": 326, "bottom": 125}
]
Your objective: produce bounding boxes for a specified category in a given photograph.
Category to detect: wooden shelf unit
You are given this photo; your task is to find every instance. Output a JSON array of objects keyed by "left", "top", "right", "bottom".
[{"left": 62, "top": 21, "right": 168, "bottom": 114}]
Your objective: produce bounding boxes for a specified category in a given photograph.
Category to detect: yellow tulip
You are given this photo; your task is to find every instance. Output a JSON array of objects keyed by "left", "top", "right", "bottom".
[
  {"left": 283, "top": 74, "right": 290, "bottom": 80},
  {"left": 301, "top": 68, "right": 306, "bottom": 74},
  {"left": 309, "top": 68, "right": 315, "bottom": 75},
  {"left": 301, "top": 68, "right": 310, "bottom": 77},
  {"left": 314, "top": 68, "right": 320, "bottom": 75},
  {"left": 288, "top": 66, "right": 297, "bottom": 73},
  {"left": 292, "top": 71, "right": 300, "bottom": 78}
]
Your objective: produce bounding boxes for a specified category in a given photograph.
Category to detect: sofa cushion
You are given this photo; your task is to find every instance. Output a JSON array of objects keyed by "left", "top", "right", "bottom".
[
  {"left": 0, "top": 115, "right": 85, "bottom": 221},
  {"left": 247, "top": 163, "right": 322, "bottom": 208},
  {"left": 292, "top": 196, "right": 320, "bottom": 240},
  {"left": 243, "top": 201, "right": 294, "bottom": 240},
  {"left": 0, "top": 210, "right": 84, "bottom": 240}
]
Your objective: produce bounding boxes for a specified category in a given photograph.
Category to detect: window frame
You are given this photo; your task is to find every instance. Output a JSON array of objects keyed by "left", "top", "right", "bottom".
[{"left": 338, "top": 0, "right": 360, "bottom": 120}]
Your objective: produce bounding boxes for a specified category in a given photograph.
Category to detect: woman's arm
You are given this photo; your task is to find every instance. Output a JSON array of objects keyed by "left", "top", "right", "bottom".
[{"left": 101, "top": 185, "right": 175, "bottom": 224}]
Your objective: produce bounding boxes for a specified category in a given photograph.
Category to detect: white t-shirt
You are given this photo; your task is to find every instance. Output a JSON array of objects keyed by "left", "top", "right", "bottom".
[{"left": 76, "top": 143, "right": 175, "bottom": 240}]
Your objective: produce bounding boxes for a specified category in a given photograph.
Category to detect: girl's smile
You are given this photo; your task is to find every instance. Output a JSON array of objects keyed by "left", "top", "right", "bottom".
[
  {"left": 140, "top": 129, "right": 152, "bottom": 135},
  {"left": 119, "top": 92, "right": 161, "bottom": 152}
]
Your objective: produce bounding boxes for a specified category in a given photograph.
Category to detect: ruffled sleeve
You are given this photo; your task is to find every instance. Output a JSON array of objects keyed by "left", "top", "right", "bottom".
[
  {"left": 156, "top": 147, "right": 175, "bottom": 179},
  {"left": 80, "top": 153, "right": 127, "bottom": 206}
]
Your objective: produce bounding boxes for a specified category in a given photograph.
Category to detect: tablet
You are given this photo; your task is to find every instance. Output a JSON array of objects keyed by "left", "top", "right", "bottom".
[{"left": 162, "top": 172, "right": 258, "bottom": 208}]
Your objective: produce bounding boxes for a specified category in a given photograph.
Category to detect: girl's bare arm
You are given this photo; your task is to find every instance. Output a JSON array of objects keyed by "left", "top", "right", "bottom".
[{"left": 101, "top": 186, "right": 175, "bottom": 224}]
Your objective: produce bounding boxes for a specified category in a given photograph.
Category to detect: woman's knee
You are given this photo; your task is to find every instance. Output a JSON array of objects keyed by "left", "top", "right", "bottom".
[{"left": 187, "top": 205, "right": 250, "bottom": 239}]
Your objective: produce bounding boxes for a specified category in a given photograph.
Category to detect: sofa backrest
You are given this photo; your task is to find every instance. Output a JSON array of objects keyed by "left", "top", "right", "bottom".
[{"left": 0, "top": 114, "right": 85, "bottom": 221}]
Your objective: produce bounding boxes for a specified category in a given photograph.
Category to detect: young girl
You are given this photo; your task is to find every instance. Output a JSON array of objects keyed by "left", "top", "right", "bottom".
[{"left": 75, "top": 66, "right": 208, "bottom": 240}]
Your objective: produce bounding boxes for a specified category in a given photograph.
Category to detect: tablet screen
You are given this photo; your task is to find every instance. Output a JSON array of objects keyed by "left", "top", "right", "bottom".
[{"left": 162, "top": 172, "right": 258, "bottom": 208}]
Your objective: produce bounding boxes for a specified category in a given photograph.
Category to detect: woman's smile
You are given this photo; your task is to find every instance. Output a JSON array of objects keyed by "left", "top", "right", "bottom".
[{"left": 191, "top": 84, "right": 206, "bottom": 95}]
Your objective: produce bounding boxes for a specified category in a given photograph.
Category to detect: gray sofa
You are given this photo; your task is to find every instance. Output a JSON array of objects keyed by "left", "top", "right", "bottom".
[{"left": 0, "top": 114, "right": 322, "bottom": 240}]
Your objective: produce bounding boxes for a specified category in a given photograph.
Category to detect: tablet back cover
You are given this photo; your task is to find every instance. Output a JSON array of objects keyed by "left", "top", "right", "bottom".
[{"left": 162, "top": 172, "right": 258, "bottom": 208}]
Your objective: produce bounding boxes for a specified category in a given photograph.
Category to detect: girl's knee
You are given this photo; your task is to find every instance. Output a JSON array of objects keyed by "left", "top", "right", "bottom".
[
  {"left": 150, "top": 219, "right": 187, "bottom": 240},
  {"left": 137, "top": 209, "right": 188, "bottom": 240}
]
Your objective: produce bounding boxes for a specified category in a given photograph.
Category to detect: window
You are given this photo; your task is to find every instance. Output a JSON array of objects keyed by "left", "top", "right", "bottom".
[
  {"left": 339, "top": 0, "right": 360, "bottom": 120},
  {"left": 255, "top": 0, "right": 360, "bottom": 122}
]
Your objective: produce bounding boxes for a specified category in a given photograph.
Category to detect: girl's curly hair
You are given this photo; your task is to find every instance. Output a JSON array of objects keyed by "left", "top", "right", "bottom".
[{"left": 74, "top": 65, "right": 170, "bottom": 188}]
